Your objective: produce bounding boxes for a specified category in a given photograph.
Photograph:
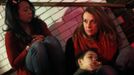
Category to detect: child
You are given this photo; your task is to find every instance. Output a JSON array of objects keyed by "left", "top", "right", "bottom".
[
  {"left": 74, "top": 48, "right": 101, "bottom": 75},
  {"left": 74, "top": 48, "right": 117, "bottom": 75}
]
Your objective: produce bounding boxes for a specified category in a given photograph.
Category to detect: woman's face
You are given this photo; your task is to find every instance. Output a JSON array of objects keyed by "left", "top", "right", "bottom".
[
  {"left": 18, "top": 1, "right": 33, "bottom": 23},
  {"left": 83, "top": 12, "right": 98, "bottom": 37}
]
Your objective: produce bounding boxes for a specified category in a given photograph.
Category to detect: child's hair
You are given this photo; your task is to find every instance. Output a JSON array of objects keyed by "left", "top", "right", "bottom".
[{"left": 76, "top": 48, "right": 98, "bottom": 66}]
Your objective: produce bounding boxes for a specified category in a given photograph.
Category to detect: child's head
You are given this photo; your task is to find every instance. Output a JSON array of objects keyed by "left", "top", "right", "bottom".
[{"left": 76, "top": 48, "right": 101, "bottom": 71}]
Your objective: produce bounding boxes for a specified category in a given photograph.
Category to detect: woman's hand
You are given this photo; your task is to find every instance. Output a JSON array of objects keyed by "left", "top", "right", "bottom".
[
  {"left": 25, "top": 35, "right": 44, "bottom": 51},
  {"left": 32, "top": 35, "right": 45, "bottom": 43}
]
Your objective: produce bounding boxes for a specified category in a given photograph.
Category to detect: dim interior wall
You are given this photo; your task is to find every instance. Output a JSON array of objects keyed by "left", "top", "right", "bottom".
[
  {"left": 0, "top": 0, "right": 130, "bottom": 75},
  {"left": 35, "top": 6, "right": 84, "bottom": 50}
]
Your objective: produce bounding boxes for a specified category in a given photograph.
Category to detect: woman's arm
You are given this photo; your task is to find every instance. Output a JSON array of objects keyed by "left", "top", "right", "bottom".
[{"left": 5, "top": 32, "right": 28, "bottom": 69}]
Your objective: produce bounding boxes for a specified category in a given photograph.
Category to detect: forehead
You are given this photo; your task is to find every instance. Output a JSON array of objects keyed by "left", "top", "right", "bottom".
[
  {"left": 19, "top": 1, "right": 30, "bottom": 8},
  {"left": 85, "top": 51, "right": 97, "bottom": 56},
  {"left": 83, "top": 12, "right": 94, "bottom": 20}
]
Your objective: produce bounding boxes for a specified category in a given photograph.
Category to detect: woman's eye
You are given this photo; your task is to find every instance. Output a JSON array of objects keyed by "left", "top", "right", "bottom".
[
  {"left": 23, "top": 8, "right": 28, "bottom": 12},
  {"left": 91, "top": 20, "right": 96, "bottom": 24},
  {"left": 24, "top": 9, "right": 27, "bottom": 12},
  {"left": 83, "top": 19, "right": 87, "bottom": 23},
  {"left": 23, "top": 7, "right": 32, "bottom": 12}
]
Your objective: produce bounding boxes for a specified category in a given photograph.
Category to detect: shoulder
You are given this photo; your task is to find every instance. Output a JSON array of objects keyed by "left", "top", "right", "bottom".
[
  {"left": 74, "top": 69, "right": 90, "bottom": 75},
  {"left": 65, "top": 37, "right": 74, "bottom": 48},
  {"left": 5, "top": 31, "right": 18, "bottom": 45},
  {"left": 65, "top": 37, "right": 74, "bottom": 54},
  {"left": 36, "top": 18, "right": 47, "bottom": 25},
  {"left": 32, "top": 17, "right": 47, "bottom": 26},
  {"left": 66, "top": 37, "right": 73, "bottom": 44},
  {"left": 5, "top": 31, "right": 19, "bottom": 42},
  {"left": 5, "top": 31, "right": 14, "bottom": 39}
]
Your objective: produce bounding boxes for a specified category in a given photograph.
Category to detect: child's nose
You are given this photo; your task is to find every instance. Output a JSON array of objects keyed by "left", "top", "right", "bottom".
[{"left": 92, "top": 57, "right": 97, "bottom": 61}]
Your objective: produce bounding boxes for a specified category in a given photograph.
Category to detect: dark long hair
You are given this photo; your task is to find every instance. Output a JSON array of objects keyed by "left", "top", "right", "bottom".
[{"left": 4, "top": 0, "right": 45, "bottom": 44}]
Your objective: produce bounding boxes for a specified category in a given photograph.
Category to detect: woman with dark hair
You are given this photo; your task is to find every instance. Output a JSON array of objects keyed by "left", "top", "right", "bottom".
[
  {"left": 65, "top": 7, "right": 120, "bottom": 75},
  {"left": 4, "top": 0, "right": 65, "bottom": 75}
]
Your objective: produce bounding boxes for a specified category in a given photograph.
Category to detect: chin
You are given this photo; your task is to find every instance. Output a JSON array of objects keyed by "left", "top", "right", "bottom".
[
  {"left": 87, "top": 34, "right": 93, "bottom": 37},
  {"left": 87, "top": 68, "right": 94, "bottom": 72}
]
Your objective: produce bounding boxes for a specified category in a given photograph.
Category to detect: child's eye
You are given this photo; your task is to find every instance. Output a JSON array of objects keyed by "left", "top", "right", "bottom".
[
  {"left": 88, "top": 56, "right": 98, "bottom": 60},
  {"left": 88, "top": 56, "right": 93, "bottom": 59}
]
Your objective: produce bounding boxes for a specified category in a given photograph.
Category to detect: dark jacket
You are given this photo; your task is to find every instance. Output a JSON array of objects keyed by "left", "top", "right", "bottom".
[{"left": 74, "top": 69, "right": 95, "bottom": 75}]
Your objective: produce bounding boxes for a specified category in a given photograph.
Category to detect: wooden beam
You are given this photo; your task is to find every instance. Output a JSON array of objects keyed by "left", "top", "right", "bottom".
[
  {"left": 1, "top": 2, "right": 126, "bottom": 8},
  {"left": 33, "top": 2, "right": 126, "bottom": 8}
]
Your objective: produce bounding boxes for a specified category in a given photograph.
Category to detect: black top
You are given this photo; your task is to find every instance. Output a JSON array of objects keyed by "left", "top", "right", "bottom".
[
  {"left": 74, "top": 69, "right": 95, "bottom": 75},
  {"left": 65, "top": 37, "right": 78, "bottom": 75}
]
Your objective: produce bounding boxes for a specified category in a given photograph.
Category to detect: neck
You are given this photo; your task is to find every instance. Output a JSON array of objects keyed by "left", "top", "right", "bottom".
[
  {"left": 84, "top": 34, "right": 97, "bottom": 41},
  {"left": 20, "top": 23, "right": 32, "bottom": 35},
  {"left": 88, "top": 33, "right": 99, "bottom": 41}
]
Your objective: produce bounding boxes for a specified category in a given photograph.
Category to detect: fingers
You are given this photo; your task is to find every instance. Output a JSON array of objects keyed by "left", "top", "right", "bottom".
[
  {"left": 32, "top": 35, "right": 45, "bottom": 43},
  {"left": 33, "top": 35, "right": 44, "bottom": 39}
]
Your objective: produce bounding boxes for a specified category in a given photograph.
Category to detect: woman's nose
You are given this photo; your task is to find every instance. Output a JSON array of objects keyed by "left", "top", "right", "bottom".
[
  {"left": 28, "top": 9, "right": 33, "bottom": 17},
  {"left": 28, "top": 9, "right": 32, "bottom": 14},
  {"left": 87, "top": 22, "right": 91, "bottom": 28}
]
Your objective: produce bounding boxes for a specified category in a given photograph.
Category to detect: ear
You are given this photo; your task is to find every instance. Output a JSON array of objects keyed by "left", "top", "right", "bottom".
[{"left": 78, "top": 59, "right": 83, "bottom": 66}]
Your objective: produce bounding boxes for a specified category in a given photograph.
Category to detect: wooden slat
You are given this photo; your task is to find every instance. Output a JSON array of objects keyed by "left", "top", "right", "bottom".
[
  {"left": 1, "top": 2, "right": 126, "bottom": 8},
  {"left": 33, "top": 2, "right": 126, "bottom": 8}
]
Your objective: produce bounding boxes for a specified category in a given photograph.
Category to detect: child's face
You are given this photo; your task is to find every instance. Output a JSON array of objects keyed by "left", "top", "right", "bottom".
[{"left": 78, "top": 51, "right": 101, "bottom": 71}]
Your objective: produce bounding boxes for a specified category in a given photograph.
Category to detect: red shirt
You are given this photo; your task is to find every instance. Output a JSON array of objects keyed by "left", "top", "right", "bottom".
[
  {"left": 5, "top": 21, "right": 51, "bottom": 75},
  {"left": 5, "top": 32, "right": 31, "bottom": 75}
]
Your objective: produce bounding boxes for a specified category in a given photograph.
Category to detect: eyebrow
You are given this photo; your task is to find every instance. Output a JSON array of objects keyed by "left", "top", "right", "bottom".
[{"left": 87, "top": 52, "right": 97, "bottom": 56}]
